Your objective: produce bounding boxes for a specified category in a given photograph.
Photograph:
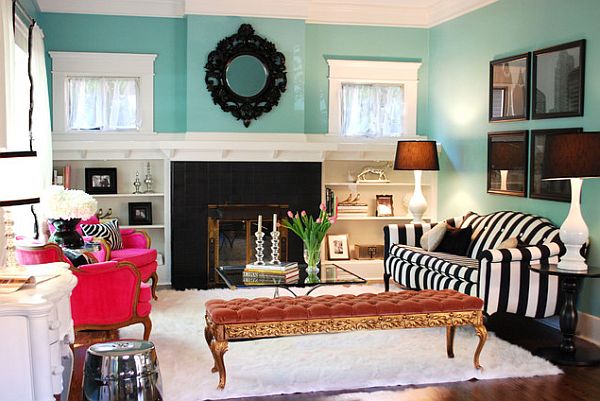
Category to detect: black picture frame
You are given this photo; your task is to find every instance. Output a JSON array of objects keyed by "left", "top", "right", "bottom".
[
  {"left": 85, "top": 168, "right": 117, "bottom": 195},
  {"left": 128, "top": 202, "right": 153, "bottom": 226},
  {"left": 529, "top": 128, "right": 582, "bottom": 202},
  {"left": 532, "top": 40, "right": 586, "bottom": 119},
  {"left": 487, "top": 131, "right": 528, "bottom": 197},
  {"left": 489, "top": 52, "right": 530, "bottom": 122}
]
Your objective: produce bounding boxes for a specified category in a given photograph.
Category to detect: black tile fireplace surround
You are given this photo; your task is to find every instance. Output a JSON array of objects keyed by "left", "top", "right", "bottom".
[{"left": 171, "top": 161, "right": 322, "bottom": 289}]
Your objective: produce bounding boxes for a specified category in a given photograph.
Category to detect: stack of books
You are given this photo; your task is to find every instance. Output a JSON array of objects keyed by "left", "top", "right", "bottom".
[
  {"left": 243, "top": 262, "right": 299, "bottom": 284},
  {"left": 337, "top": 202, "right": 369, "bottom": 217}
]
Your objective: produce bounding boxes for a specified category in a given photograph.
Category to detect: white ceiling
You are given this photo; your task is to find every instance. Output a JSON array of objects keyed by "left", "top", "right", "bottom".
[{"left": 35, "top": 0, "right": 498, "bottom": 28}]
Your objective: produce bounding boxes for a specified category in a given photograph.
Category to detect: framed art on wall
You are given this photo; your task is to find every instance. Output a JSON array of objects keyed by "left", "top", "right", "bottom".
[
  {"left": 85, "top": 168, "right": 117, "bottom": 195},
  {"left": 530, "top": 128, "right": 582, "bottom": 202},
  {"left": 128, "top": 202, "right": 153, "bottom": 225},
  {"left": 487, "top": 131, "right": 528, "bottom": 197},
  {"left": 532, "top": 40, "right": 585, "bottom": 119},
  {"left": 489, "top": 52, "right": 530, "bottom": 122},
  {"left": 327, "top": 234, "right": 350, "bottom": 260}
]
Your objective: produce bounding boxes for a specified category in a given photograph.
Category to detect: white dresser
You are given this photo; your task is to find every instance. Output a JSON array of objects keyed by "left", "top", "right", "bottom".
[{"left": 0, "top": 263, "right": 77, "bottom": 401}]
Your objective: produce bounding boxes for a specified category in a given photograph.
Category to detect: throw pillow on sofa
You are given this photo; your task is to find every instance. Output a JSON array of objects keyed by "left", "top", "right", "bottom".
[
  {"left": 420, "top": 223, "right": 447, "bottom": 251},
  {"left": 436, "top": 226, "right": 473, "bottom": 256},
  {"left": 81, "top": 219, "right": 123, "bottom": 250}
]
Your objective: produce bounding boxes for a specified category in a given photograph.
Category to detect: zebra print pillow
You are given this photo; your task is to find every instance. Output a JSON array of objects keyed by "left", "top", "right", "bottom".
[{"left": 81, "top": 219, "right": 123, "bottom": 250}]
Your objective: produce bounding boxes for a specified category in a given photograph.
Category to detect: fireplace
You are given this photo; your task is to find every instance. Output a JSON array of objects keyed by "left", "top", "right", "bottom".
[
  {"left": 171, "top": 161, "right": 321, "bottom": 289},
  {"left": 207, "top": 204, "right": 289, "bottom": 287}
]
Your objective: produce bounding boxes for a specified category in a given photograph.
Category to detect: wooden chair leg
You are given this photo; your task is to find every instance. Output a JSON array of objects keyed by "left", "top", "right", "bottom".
[
  {"left": 446, "top": 326, "right": 456, "bottom": 358},
  {"left": 474, "top": 324, "right": 487, "bottom": 370},
  {"left": 142, "top": 317, "right": 152, "bottom": 341},
  {"left": 210, "top": 340, "right": 229, "bottom": 390},
  {"left": 150, "top": 272, "right": 159, "bottom": 300}
]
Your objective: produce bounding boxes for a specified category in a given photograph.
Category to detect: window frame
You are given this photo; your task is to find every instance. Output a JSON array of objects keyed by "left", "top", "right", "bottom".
[
  {"left": 49, "top": 52, "right": 157, "bottom": 134},
  {"left": 327, "top": 59, "right": 421, "bottom": 137}
]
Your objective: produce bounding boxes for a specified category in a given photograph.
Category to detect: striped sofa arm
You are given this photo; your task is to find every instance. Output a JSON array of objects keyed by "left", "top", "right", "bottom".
[{"left": 477, "top": 243, "right": 562, "bottom": 318}]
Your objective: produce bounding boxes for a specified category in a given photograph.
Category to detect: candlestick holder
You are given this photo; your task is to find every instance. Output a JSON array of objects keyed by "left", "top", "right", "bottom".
[
  {"left": 143, "top": 162, "right": 153, "bottom": 193},
  {"left": 270, "top": 230, "right": 281, "bottom": 265},
  {"left": 133, "top": 171, "right": 142, "bottom": 194},
  {"left": 254, "top": 231, "right": 266, "bottom": 265}
]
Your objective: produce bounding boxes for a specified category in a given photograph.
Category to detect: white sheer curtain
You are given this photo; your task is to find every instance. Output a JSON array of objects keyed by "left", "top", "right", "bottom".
[
  {"left": 0, "top": 0, "right": 14, "bottom": 149},
  {"left": 68, "top": 77, "right": 140, "bottom": 131},
  {"left": 341, "top": 83, "right": 405, "bottom": 137}
]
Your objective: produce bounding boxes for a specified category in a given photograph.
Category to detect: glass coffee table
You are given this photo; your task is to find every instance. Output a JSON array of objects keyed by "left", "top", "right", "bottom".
[{"left": 217, "top": 263, "right": 367, "bottom": 297}]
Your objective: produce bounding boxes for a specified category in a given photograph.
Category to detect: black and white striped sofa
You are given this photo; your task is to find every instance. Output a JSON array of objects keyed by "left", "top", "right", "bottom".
[{"left": 384, "top": 211, "right": 565, "bottom": 319}]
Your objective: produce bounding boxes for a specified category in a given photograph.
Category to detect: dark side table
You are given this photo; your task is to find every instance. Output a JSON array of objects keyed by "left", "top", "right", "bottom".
[{"left": 529, "top": 264, "right": 600, "bottom": 366}]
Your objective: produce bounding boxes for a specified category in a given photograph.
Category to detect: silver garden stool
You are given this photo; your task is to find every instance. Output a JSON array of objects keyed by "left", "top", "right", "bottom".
[{"left": 83, "top": 340, "right": 163, "bottom": 401}]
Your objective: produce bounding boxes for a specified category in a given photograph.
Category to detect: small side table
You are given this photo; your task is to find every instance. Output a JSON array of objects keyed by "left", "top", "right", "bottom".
[{"left": 529, "top": 264, "right": 600, "bottom": 366}]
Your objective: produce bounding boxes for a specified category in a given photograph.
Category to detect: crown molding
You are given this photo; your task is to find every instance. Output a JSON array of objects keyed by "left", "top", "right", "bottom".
[{"left": 36, "top": 0, "right": 498, "bottom": 27}]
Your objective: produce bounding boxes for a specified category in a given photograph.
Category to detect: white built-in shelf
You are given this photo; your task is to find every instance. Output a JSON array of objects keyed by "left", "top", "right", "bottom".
[
  {"left": 120, "top": 224, "right": 165, "bottom": 229},
  {"left": 336, "top": 215, "right": 429, "bottom": 221},
  {"left": 325, "top": 182, "right": 429, "bottom": 187},
  {"left": 93, "top": 193, "right": 165, "bottom": 198}
]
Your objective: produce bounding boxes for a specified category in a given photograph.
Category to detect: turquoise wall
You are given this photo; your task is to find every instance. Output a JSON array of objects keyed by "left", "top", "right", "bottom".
[{"left": 429, "top": 0, "right": 600, "bottom": 316}]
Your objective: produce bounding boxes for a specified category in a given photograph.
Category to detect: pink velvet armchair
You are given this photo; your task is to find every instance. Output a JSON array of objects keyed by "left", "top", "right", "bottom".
[{"left": 16, "top": 243, "right": 152, "bottom": 340}]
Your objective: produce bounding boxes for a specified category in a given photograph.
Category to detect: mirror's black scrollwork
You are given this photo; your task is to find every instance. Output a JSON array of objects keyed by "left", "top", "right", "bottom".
[{"left": 205, "top": 24, "right": 287, "bottom": 127}]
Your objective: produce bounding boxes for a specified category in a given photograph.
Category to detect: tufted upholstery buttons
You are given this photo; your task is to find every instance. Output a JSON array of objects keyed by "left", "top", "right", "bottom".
[{"left": 206, "top": 289, "right": 483, "bottom": 325}]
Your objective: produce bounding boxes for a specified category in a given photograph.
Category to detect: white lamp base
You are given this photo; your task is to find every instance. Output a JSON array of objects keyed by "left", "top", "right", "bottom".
[
  {"left": 557, "top": 178, "right": 588, "bottom": 272},
  {"left": 409, "top": 170, "right": 427, "bottom": 224}
]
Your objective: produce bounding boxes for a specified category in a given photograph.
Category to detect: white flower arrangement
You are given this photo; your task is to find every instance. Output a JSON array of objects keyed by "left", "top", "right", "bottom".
[{"left": 42, "top": 186, "right": 98, "bottom": 220}]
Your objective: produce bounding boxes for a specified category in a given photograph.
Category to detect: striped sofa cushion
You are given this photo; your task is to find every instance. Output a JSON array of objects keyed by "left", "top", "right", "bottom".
[
  {"left": 459, "top": 211, "right": 560, "bottom": 259},
  {"left": 390, "top": 244, "right": 479, "bottom": 283}
]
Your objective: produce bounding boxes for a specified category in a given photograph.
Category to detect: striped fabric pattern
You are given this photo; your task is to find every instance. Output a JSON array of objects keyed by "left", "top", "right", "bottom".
[{"left": 81, "top": 219, "right": 123, "bottom": 250}]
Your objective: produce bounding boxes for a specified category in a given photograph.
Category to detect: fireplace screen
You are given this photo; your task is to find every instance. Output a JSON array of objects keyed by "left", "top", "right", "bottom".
[{"left": 207, "top": 204, "right": 289, "bottom": 286}]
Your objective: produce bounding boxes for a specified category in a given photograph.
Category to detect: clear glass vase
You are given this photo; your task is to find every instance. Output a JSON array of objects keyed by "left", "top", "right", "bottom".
[{"left": 303, "top": 242, "right": 321, "bottom": 284}]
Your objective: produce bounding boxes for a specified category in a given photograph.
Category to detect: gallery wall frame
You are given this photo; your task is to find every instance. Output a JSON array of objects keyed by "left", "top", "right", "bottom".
[
  {"left": 489, "top": 52, "right": 530, "bottom": 122},
  {"left": 487, "top": 131, "right": 528, "bottom": 197}
]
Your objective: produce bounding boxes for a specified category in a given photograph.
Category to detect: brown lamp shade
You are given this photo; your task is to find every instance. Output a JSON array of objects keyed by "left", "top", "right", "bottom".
[
  {"left": 491, "top": 141, "right": 524, "bottom": 170},
  {"left": 542, "top": 132, "right": 600, "bottom": 180},
  {"left": 393, "top": 141, "right": 439, "bottom": 171}
]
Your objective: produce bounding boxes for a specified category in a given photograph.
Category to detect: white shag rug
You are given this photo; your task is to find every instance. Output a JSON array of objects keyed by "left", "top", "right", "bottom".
[{"left": 120, "top": 284, "right": 561, "bottom": 401}]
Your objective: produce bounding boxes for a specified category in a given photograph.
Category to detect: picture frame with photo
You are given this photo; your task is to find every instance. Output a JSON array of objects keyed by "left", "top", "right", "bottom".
[
  {"left": 128, "top": 202, "right": 153, "bottom": 225},
  {"left": 85, "top": 168, "right": 117, "bottom": 195},
  {"left": 487, "top": 131, "right": 528, "bottom": 197},
  {"left": 489, "top": 52, "right": 530, "bottom": 122},
  {"left": 376, "top": 194, "right": 394, "bottom": 217},
  {"left": 327, "top": 234, "right": 350, "bottom": 260}
]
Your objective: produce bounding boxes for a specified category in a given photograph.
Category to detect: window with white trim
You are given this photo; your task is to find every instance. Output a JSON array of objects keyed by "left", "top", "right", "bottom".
[
  {"left": 328, "top": 60, "right": 421, "bottom": 137},
  {"left": 49, "top": 52, "right": 156, "bottom": 134}
]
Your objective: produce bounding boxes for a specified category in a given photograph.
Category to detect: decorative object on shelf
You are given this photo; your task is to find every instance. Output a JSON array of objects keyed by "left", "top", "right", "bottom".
[
  {"left": 143, "top": 162, "right": 153, "bottom": 193},
  {"left": 270, "top": 213, "right": 281, "bottom": 265},
  {"left": 128, "top": 202, "right": 153, "bottom": 226},
  {"left": 393, "top": 141, "right": 439, "bottom": 223},
  {"left": 487, "top": 131, "right": 528, "bottom": 197},
  {"left": 489, "top": 52, "right": 530, "bottom": 122},
  {"left": 281, "top": 204, "right": 335, "bottom": 283},
  {"left": 133, "top": 171, "right": 142, "bottom": 194},
  {"left": 327, "top": 234, "right": 350, "bottom": 260},
  {"left": 42, "top": 186, "right": 98, "bottom": 249},
  {"left": 356, "top": 166, "right": 389, "bottom": 183},
  {"left": 85, "top": 167, "right": 117, "bottom": 195},
  {"left": 533, "top": 40, "right": 585, "bottom": 119},
  {"left": 205, "top": 24, "right": 287, "bottom": 127},
  {"left": 95, "top": 208, "right": 113, "bottom": 220},
  {"left": 0, "top": 151, "right": 42, "bottom": 273},
  {"left": 376, "top": 194, "right": 394, "bottom": 217},
  {"left": 541, "top": 132, "right": 600, "bottom": 271},
  {"left": 337, "top": 193, "right": 368, "bottom": 217},
  {"left": 354, "top": 244, "right": 384, "bottom": 260},
  {"left": 530, "top": 128, "right": 582, "bottom": 202}
]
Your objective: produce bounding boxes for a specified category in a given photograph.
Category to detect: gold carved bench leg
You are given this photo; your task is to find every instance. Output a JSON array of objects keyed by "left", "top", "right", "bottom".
[
  {"left": 210, "top": 340, "right": 229, "bottom": 389},
  {"left": 446, "top": 326, "right": 456, "bottom": 358},
  {"left": 473, "top": 323, "right": 487, "bottom": 370},
  {"left": 204, "top": 326, "right": 218, "bottom": 373}
]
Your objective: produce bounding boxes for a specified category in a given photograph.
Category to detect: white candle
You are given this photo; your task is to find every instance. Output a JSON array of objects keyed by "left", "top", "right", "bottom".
[
  {"left": 257, "top": 215, "right": 262, "bottom": 233},
  {"left": 273, "top": 213, "right": 277, "bottom": 232}
]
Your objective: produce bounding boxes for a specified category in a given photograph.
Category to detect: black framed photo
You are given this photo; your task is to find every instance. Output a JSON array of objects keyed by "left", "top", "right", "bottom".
[
  {"left": 85, "top": 168, "right": 117, "bottom": 194},
  {"left": 530, "top": 128, "right": 582, "bottom": 202},
  {"left": 487, "top": 131, "right": 528, "bottom": 197},
  {"left": 128, "top": 202, "right": 153, "bottom": 225},
  {"left": 533, "top": 40, "right": 585, "bottom": 119},
  {"left": 489, "top": 52, "right": 530, "bottom": 122}
]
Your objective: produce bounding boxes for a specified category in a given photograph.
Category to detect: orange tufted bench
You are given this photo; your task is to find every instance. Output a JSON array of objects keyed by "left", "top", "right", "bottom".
[{"left": 204, "top": 289, "right": 487, "bottom": 389}]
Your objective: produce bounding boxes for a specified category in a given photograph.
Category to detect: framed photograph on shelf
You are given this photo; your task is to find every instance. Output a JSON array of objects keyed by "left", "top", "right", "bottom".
[
  {"left": 327, "top": 234, "right": 350, "bottom": 260},
  {"left": 533, "top": 40, "right": 585, "bottom": 119},
  {"left": 128, "top": 202, "right": 153, "bottom": 225},
  {"left": 489, "top": 52, "right": 530, "bottom": 122},
  {"left": 376, "top": 195, "right": 394, "bottom": 217},
  {"left": 85, "top": 168, "right": 117, "bottom": 194},
  {"left": 487, "top": 131, "right": 528, "bottom": 197},
  {"left": 530, "top": 128, "right": 582, "bottom": 202}
]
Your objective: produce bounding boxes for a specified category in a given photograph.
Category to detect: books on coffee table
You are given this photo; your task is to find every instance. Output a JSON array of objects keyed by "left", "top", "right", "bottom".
[{"left": 244, "top": 261, "right": 298, "bottom": 272}]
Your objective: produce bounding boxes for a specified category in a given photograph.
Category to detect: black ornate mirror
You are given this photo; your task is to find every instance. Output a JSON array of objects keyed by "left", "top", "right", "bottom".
[{"left": 205, "top": 24, "right": 287, "bottom": 127}]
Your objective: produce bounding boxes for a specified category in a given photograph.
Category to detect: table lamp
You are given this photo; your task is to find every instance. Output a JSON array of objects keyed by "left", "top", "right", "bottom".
[
  {"left": 542, "top": 132, "right": 600, "bottom": 271},
  {"left": 394, "top": 140, "right": 439, "bottom": 223},
  {"left": 491, "top": 141, "right": 524, "bottom": 191},
  {"left": 0, "top": 151, "right": 41, "bottom": 273}
]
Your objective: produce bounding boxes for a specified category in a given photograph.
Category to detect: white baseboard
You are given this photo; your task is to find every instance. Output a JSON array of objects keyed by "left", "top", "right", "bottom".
[{"left": 577, "top": 312, "right": 600, "bottom": 346}]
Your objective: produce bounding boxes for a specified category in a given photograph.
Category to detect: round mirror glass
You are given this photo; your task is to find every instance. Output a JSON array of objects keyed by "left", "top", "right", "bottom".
[{"left": 225, "top": 55, "right": 268, "bottom": 98}]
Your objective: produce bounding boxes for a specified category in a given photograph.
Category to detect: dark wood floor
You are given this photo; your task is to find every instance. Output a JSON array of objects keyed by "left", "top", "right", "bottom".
[{"left": 69, "top": 313, "right": 600, "bottom": 401}]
